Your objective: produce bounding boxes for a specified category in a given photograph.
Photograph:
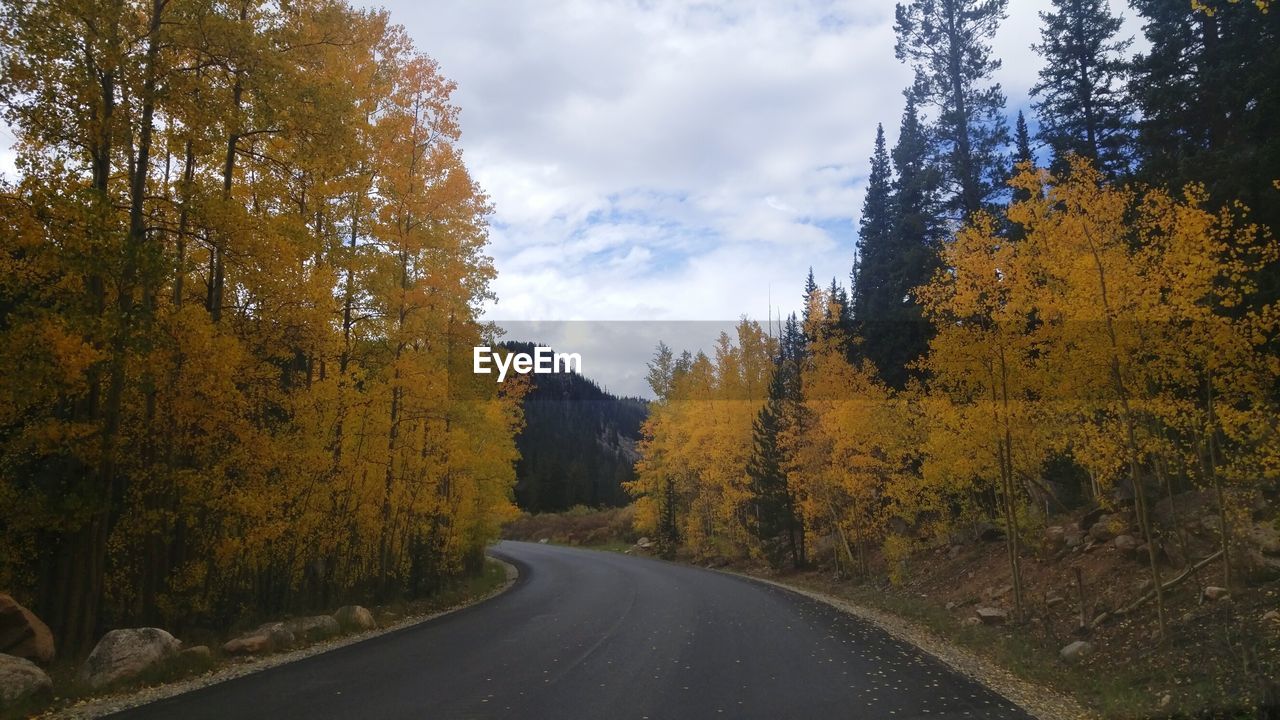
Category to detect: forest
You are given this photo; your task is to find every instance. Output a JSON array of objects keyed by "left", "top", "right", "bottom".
[
  {"left": 505, "top": 341, "right": 647, "bottom": 513},
  {"left": 0, "top": 0, "right": 523, "bottom": 657},
  {"left": 628, "top": 0, "right": 1280, "bottom": 639}
]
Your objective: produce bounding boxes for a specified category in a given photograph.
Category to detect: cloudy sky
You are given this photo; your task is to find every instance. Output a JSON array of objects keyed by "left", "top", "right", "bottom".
[
  {"left": 354, "top": 0, "right": 1145, "bottom": 394},
  {"left": 0, "top": 0, "right": 1145, "bottom": 396}
]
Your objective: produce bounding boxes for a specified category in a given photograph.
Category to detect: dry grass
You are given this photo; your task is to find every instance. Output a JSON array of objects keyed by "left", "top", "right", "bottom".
[{"left": 502, "top": 505, "right": 638, "bottom": 548}]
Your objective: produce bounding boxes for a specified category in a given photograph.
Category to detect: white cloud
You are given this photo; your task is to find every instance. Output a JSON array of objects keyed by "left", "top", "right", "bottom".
[{"left": 0, "top": 1, "right": 1150, "bottom": 395}]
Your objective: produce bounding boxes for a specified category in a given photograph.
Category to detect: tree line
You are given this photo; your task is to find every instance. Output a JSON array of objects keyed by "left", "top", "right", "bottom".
[
  {"left": 506, "top": 341, "right": 647, "bottom": 513},
  {"left": 0, "top": 0, "right": 522, "bottom": 655},
  {"left": 628, "top": 0, "right": 1280, "bottom": 639}
]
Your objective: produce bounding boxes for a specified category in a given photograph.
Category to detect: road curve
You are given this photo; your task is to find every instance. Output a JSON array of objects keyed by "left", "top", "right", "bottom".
[{"left": 111, "top": 541, "right": 1031, "bottom": 719}]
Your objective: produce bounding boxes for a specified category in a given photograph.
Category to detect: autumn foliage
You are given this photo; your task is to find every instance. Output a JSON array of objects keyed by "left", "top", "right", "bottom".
[
  {"left": 0, "top": 0, "right": 521, "bottom": 654},
  {"left": 631, "top": 159, "right": 1280, "bottom": 638}
]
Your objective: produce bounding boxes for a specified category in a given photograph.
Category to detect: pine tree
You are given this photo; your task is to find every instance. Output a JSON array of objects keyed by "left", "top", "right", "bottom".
[
  {"left": 1030, "top": 0, "right": 1133, "bottom": 178},
  {"left": 1014, "top": 110, "right": 1034, "bottom": 167},
  {"left": 855, "top": 99, "right": 944, "bottom": 388},
  {"left": 852, "top": 125, "right": 895, "bottom": 329},
  {"left": 1009, "top": 110, "right": 1036, "bottom": 236},
  {"left": 1130, "top": 0, "right": 1280, "bottom": 235},
  {"left": 745, "top": 349, "right": 805, "bottom": 569},
  {"left": 894, "top": 0, "right": 1011, "bottom": 218}
]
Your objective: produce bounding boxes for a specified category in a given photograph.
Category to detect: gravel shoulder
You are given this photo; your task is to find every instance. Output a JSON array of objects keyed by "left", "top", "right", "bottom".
[
  {"left": 724, "top": 569, "right": 1096, "bottom": 720},
  {"left": 37, "top": 557, "right": 519, "bottom": 720}
]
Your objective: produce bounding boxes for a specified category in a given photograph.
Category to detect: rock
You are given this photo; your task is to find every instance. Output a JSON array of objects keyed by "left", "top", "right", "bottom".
[
  {"left": 333, "top": 605, "right": 376, "bottom": 632},
  {"left": 1202, "top": 586, "right": 1231, "bottom": 602},
  {"left": 537, "top": 538, "right": 549, "bottom": 544},
  {"left": 948, "top": 544, "right": 963, "bottom": 559},
  {"left": 0, "top": 594, "right": 54, "bottom": 665},
  {"left": 78, "top": 628, "right": 180, "bottom": 690},
  {"left": 975, "top": 607, "right": 1008, "bottom": 625},
  {"left": 1060, "top": 640, "right": 1093, "bottom": 663},
  {"left": 1044, "top": 526, "right": 1066, "bottom": 548},
  {"left": 224, "top": 622, "right": 295, "bottom": 656},
  {"left": 179, "top": 645, "right": 211, "bottom": 662},
  {"left": 636, "top": 537, "right": 652, "bottom": 548},
  {"left": 945, "top": 601, "right": 957, "bottom": 611},
  {"left": 175, "top": 645, "right": 212, "bottom": 671},
  {"left": 1201, "top": 514, "right": 1223, "bottom": 533},
  {"left": 222, "top": 634, "right": 272, "bottom": 655},
  {"left": 1088, "top": 515, "right": 1120, "bottom": 542},
  {"left": 1159, "top": 694, "right": 1172, "bottom": 710},
  {"left": 1154, "top": 490, "right": 1213, "bottom": 527},
  {"left": 0, "top": 653, "right": 52, "bottom": 709},
  {"left": 1262, "top": 610, "right": 1280, "bottom": 623},
  {"left": 1080, "top": 507, "right": 1108, "bottom": 531},
  {"left": 977, "top": 524, "right": 1005, "bottom": 543},
  {"left": 1248, "top": 523, "right": 1280, "bottom": 555},
  {"left": 1244, "top": 548, "right": 1280, "bottom": 581},
  {"left": 961, "top": 617, "right": 982, "bottom": 627},
  {"left": 1114, "top": 534, "right": 1140, "bottom": 555},
  {"left": 282, "top": 615, "right": 340, "bottom": 643}
]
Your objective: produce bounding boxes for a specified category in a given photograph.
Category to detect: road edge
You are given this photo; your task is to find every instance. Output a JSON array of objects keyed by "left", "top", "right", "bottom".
[
  {"left": 713, "top": 569, "right": 1097, "bottom": 720},
  {"left": 43, "top": 554, "right": 521, "bottom": 719}
]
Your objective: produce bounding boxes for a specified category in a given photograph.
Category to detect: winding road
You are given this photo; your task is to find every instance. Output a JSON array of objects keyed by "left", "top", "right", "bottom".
[{"left": 112, "top": 541, "right": 1031, "bottom": 719}]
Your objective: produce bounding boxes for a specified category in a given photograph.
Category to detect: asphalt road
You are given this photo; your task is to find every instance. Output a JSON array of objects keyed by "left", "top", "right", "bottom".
[{"left": 112, "top": 541, "right": 1032, "bottom": 719}]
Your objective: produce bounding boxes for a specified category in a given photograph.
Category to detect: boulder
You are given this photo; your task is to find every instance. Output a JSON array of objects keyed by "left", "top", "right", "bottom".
[
  {"left": 1079, "top": 507, "right": 1108, "bottom": 531},
  {"left": 178, "top": 645, "right": 211, "bottom": 663},
  {"left": 1044, "top": 526, "right": 1066, "bottom": 548},
  {"left": 282, "top": 615, "right": 340, "bottom": 643},
  {"left": 175, "top": 645, "right": 212, "bottom": 672},
  {"left": 224, "top": 622, "right": 295, "bottom": 656},
  {"left": 977, "top": 524, "right": 1005, "bottom": 543},
  {"left": 1244, "top": 548, "right": 1280, "bottom": 581},
  {"left": 1248, "top": 523, "right": 1280, "bottom": 555},
  {"left": 333, "top": 605, "right": 376, "bottom": 632},
  {"left": 1262, "top": 610, "right": 1280, "bottom": 624},
  {"left": 636, "top": 537, "right": 652, "bottom": 548},
  {"left": 1201, "top": 514, "right": 1223, "bottom": 533},
  {"left": 1088, "top": 515, "right": 1120, "bottom": 542},
  {"left": 1202, "top": 586, "right": 1231, "bottom": 602},
  {"left": 1060, "top": 640, "right": 1093, "bottom": 663},
  {"left": 78, "top": 628, "right": 180, "bottom": 690},
  {"left": 975, "top": 607, "right": 1008, "bottom": 625},
  {"left": 0, "top": 653, "right": 52, "bottom": 710},
  {"left": 1114, "top": 534, "right": 1140, "bottom": 555},
  {"left": 1154, "top": 490, "right": 1213, "bottom": 527},
  {"left": 0, "top": 594, "right": 54, "bottom": 665}
]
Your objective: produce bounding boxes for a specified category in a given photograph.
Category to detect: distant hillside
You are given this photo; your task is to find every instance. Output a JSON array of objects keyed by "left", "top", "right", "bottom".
[{"left": 502, "top": 341, "right": 648, "bottom": 512}]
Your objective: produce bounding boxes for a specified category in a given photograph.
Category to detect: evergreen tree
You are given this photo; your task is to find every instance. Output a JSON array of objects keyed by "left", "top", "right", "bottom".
[
  {"left": 1014, "top": 110, "right": 1034, "bottom": 167},
  {"left": 1130, "top": 0, "right": 1280, "bottom": 236},
  {"left": 745, "top": 345, "right": 805, "bottom": 569},
  {"left": 1009, "top": 110, "right": 1036, "bottom": 239},
  {"left": 801, "top": 267, "right": 821, "bottom": 341},
  {"left": 856, "top": 99, "right": 944, "bottom": 389},
  {"left": 895, "top": 0, "right": 1011, "bottom": 218},
  {"left": 852, "top": 124, "right": 895, "bottom": 329},
  {"left": 1030, "top": 0, "right": 1133, "bottom": 178}
]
